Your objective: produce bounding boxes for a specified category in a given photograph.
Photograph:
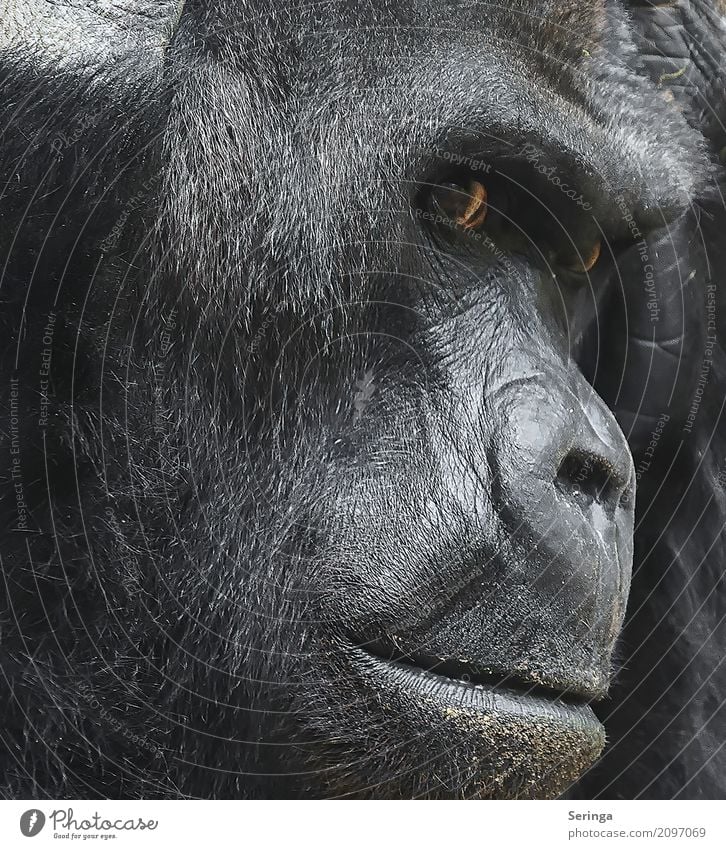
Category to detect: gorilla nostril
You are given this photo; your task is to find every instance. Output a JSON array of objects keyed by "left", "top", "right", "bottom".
[{"left": 556, "top": 450, "right": 625, "bottom": 510}]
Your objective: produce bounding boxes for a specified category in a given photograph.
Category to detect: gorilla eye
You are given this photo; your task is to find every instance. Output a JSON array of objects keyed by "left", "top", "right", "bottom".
[
  {"left": 429, "top": 179, "right": 488, "bottom": 230},
  {"left": 557, "top": 239, "right": 602, "bottom": 274},
  {"left": 425, "top": 172, "right": 602, "bottom": 278}
]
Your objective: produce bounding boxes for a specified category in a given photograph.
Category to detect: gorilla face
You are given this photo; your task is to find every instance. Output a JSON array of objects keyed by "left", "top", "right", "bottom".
[{"left": 0, "top": 0, "right": 713, "bottom": 799}]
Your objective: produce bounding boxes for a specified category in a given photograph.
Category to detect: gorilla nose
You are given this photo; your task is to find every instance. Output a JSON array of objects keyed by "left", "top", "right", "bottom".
[
  {"left": 553, "top": 389, "right": 634, "bottom": 518},
  {"left": 478, "top": 371, "right": 635, "bottom": 680},
  {"left": 490, "top": 374, "right": 634, "bottom": 521},
  {"left": 556, "top": 445, "right": 630, "bottom": 517}
]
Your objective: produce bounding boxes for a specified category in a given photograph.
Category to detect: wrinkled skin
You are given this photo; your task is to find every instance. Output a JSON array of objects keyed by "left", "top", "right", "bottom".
[{"left": 0, "top": 0, "right": 725, "bottom": 799}]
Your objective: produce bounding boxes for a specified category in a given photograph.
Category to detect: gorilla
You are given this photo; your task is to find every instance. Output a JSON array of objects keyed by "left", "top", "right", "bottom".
[{"left": 0, "top": 0, "right": 725, "bottom": 800}]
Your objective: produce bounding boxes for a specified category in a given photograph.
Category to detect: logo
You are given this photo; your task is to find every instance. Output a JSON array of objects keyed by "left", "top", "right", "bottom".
[{"left": 20, "top": 809, "right": 46, "bottom": 837}]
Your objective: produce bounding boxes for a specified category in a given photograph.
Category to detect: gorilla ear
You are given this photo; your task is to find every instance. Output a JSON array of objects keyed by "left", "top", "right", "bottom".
[{"left": 0, "top": 0, "right": 184, "bottom": 79}]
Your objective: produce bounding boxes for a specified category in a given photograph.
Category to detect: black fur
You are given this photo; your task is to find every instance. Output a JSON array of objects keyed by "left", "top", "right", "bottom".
[{"left": 0, "top": 0, "right": 724, "bottom": 799}]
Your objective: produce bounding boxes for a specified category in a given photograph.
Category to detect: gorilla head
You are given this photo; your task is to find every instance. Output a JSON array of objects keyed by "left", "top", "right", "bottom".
[{"left": 1, "top": 0, "right": 723, "bottom": 799}]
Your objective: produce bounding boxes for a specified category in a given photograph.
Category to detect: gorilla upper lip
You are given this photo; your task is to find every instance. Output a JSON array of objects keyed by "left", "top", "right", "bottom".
[{"left": 359, "top": 638, "right": 601, "bottom": 704}]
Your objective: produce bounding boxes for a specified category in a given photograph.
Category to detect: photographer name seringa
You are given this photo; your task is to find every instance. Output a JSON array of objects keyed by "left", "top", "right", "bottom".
[
  {"left": 569, "top": 811, "right": 613, "bottom": 824},
  {"left": 49, "top": 808, "right": 158, "bottom": 836}
]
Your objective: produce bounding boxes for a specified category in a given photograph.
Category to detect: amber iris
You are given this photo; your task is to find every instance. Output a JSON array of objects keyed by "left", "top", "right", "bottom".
[
  {"left": 431, "top": 180, "right": 488, "bottom": 230},
  {"left": 561, "top": 240, "right": 601, "bottom": 273}
]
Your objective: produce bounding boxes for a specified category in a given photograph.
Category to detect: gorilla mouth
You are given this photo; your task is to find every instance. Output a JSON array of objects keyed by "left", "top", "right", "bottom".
[
  {"left": 353, "top": 639, "right": 606, "bottom": 737},
  {"left": 361, "top": 640, "right": 592, "bottom": 706}
]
